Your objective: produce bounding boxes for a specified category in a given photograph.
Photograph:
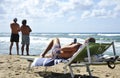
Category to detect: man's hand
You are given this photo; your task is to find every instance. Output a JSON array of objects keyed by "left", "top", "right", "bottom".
[{"left": 40, "top": 53, "right": 45, "bottom": 58}]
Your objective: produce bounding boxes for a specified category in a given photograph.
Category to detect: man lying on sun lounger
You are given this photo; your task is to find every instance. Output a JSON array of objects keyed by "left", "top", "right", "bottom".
[
  {"left": 30, "top": 37, "right": 96, "bottom": 67},
  {"left": 40, "top": 37, "right": 96, "bottom": 59}
]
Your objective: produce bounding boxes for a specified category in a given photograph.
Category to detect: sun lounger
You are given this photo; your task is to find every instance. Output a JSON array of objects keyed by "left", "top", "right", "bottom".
[
  {"left": 63, "top": 42, "right": 119, "bottom": 78},
  {"left": 20, "top": 42, "right": 120, "bottom": 78}
]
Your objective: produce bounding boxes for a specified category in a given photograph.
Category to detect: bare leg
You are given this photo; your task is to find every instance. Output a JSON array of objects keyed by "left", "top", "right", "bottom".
[
  {"left": 53, "top": 38, "right": 61, "bottom": 47},
  {"left": 9, "top": 42, "right": 13, "bottom": 55},
  {"left": 21, "top": 44, "right": 25, "bottom": 55},
  {"left": 41, "top": 39, "right": 53, "bottom": 57},
  {"left": 41, "top": 38, "right": 61, "bottom": 57},
  {"left": 26, "top": 44, "right": 29, "bottom": 55},
  {"left": 16, "top": 42, "right": 19, "bottom": 55}
]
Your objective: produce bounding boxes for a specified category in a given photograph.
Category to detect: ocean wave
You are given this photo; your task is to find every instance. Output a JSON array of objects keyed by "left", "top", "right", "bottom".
[
  {"left": 68, "top": 33, "right": 95, "bottom": 36},
  {"left": 97, "top": 34, "right": 120, "bottom": 36},
  {"left": 41, "top": 33, "right": 59, "bottom": 36},
  {"left": 0, "top": 37, "right": 10, "bottom": 42},
  {"left": 0, "top": 33, "right": 120, "bottom": 55}
]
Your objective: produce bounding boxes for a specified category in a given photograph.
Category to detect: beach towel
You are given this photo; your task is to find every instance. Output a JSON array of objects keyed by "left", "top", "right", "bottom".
[{"left": 31, "top": 58, "right": 67, "bottom": 67}]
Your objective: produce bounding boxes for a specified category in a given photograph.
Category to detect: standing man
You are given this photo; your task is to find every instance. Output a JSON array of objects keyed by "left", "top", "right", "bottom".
[
  {"left": 9, "top": 18, "right": 20, "bottom": 55},
  {"left": 21, "top": 19, "right": 32, "bottom": 55}
]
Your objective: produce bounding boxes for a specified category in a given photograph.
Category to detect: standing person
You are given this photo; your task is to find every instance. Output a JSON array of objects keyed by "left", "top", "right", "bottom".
[
  {"left": 20, "top": 19, "right": 32, "bottom": 55},
  {"left": 9, "top": 18, "right": 20, "bottom": 55}
]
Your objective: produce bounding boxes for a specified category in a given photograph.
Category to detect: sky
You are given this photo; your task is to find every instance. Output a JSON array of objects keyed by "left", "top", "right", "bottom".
[{"left": 0, "top": 0, "right": 120, "bottom": 33}]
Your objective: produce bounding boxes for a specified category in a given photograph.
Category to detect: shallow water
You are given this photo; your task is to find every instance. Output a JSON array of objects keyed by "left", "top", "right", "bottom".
[{"left": 0, "top": 32, "right": 120, "bottom": 55}]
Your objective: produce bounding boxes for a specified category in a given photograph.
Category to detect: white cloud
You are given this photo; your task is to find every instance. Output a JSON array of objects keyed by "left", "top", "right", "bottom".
[
  {"left": 0, "top": 0, "right": 120, "bottom": 21},
  {"left": 91, "top": 9, "right": 108, "bottom": 17},
  {"left": 98, "top": 0, "right": 113, "bottom": 8},
  {"left": 67, "top": 16, "right": 76, "bottom": 22},
  {"left": 114, "top": 5, "right": 120, "bottom": 12},
  {"left": 81, "top": 11, "right": 91, "bottom": 19},
  {"left": 113, "top": 5, "right": 120, "bottom": 17},
  {"left": 81, "top": 8, "right": 114, "bottom": 19},
  {"left": 80, "top": 0, "right": 120, "bottom": 19}
]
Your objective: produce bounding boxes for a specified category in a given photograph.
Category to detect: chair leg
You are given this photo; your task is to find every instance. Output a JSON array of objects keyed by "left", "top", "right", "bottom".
[
  {"left": 69, "top": 66, "right": 74, "bottom": 78},
  {"left": 86, "top": 65, "right": 92, "bottom": 78},
  {"left": 63, "top": 67, "right": 67, "bottom": 74},
  {"left": 44, "top": 67, "right": 47, "bottom": 72},
  {"left": 27, "top": 61, "right": 32, "bottom": 73}
]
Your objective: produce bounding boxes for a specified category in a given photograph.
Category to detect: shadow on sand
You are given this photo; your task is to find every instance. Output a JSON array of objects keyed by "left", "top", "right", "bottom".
[{"left": 35, "top": 71, "right": 99, "bottom": 78}]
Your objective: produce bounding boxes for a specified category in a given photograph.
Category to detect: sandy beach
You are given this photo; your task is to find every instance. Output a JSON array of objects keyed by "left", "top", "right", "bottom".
[{"left": 0, "top": 55, "right": 120, "bottom": 78}]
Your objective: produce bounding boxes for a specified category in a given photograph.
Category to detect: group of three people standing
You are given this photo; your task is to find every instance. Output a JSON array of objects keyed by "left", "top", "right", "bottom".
[{"left": 9, "top": 18, "right": 32, "bottom": 55}]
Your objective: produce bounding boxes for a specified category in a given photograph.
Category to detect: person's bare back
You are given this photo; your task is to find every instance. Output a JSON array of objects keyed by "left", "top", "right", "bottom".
[
  {"left": 10, "top": 22, "right": 20, "bottom": 34},
  {"left": 58, "top": 43, "right": 81, "bottom": 59}
]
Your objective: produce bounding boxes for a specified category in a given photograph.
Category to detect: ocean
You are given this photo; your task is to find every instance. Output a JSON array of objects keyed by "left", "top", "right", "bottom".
[{"left": 0, "top": 32, "right": 120, "bottom": 56}]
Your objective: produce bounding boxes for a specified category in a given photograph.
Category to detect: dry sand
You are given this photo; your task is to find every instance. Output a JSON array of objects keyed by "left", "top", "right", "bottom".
[{"left": 0, "top": 55, "right": 120, "bottom": 78}]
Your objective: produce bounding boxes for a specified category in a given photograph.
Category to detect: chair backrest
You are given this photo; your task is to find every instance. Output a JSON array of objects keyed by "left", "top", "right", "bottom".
[{"left": 72, "top": 42, "right": 112, "bottom": 62}]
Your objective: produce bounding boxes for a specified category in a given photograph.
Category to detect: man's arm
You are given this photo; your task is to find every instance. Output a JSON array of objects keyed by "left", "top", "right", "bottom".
[
  {"left": 60, "top": 43, "right": 81, "bottom": 52},
  {"left": 17, "top": 25, "right": 21, "bottom": 32},
  {"left": 28, "top": 26, "right": 32, "bottom": 32}
]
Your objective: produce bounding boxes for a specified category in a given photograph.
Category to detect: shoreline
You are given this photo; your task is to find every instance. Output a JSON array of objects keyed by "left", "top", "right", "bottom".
[{"left": 0, "top": 55, "right": 120, "bottom": 78}]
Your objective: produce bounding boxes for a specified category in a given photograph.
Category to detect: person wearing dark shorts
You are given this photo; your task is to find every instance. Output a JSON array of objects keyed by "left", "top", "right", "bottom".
[
  {"left": 10, "top": 33, "right": 19, "bottom": 42},
  {"left": 9, "top": 18, "right": 20, "bottom": 55}
]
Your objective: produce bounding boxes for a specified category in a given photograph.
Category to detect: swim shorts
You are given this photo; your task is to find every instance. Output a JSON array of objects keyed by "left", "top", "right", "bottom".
[
  {"left": 21, "top": 35, "right": 30, "bottom": 45},
  {"left": 10, "top": 33, "right": 19, "bottom": 42},
  {"left": 52, "top": 44, "right": 61, "bottom": 59}
]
